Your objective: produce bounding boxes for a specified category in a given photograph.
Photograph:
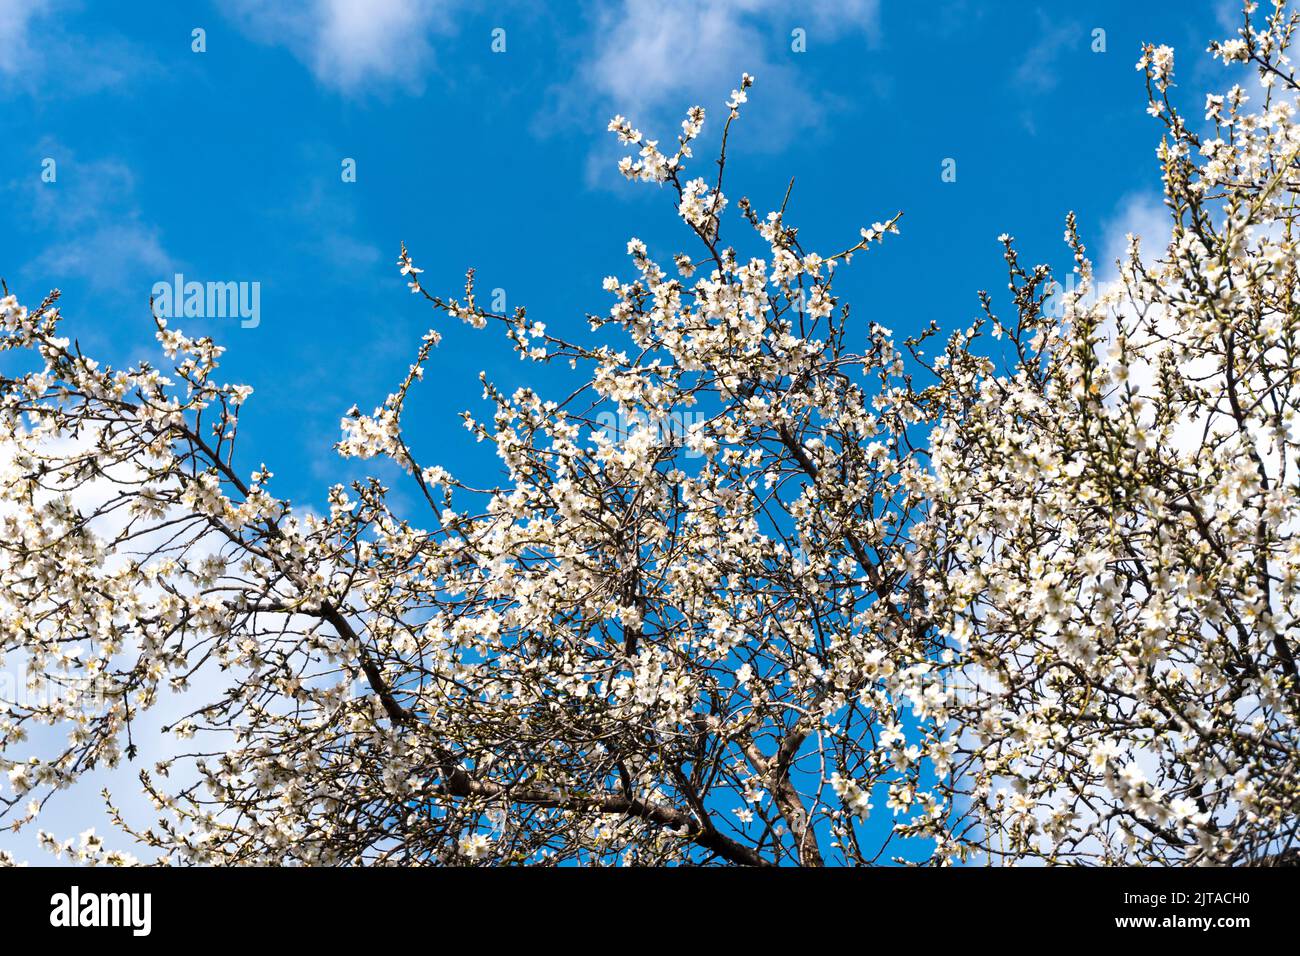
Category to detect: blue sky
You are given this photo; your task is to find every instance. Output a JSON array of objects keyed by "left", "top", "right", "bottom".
[
  {"left": 1, "top": 0, "right": 1241, "bottom": 514},
  {"left": 0, "top": 0, "right": 1245, "bottom": 861}
]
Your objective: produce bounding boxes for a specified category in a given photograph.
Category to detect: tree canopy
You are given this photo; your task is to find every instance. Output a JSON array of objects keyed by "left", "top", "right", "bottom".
[{"left": 2, "top": 5, "right": 1299, "bottom": 866}]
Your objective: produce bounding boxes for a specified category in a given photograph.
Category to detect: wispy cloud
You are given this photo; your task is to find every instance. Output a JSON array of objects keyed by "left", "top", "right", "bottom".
[
  {"left": 1215, "top": 0, "right": 1244, "bottom": 33},
  {"left": 216, "top": 0, "right": 881, "bottom": 171},
  {"left": 579, "top": 0, "right": 878, "bottom": 117},
  {"left": 0, "top": 0, "right": 156, "bottom": 96},
  {"left": 7, "top": 145, "right": 173, "bottom": 296},
  {"left": 284, "top": 156, "right": 385, "bottom": 272},
  {"left": 219, "top": 0, "right": 463, "bottom": 94},
  {"left": 1013, "top": 11, "right": 1081, "bottom": 94},
  {"left": 1099, "top": 191, "right": 1168, "bottom": 277},
  {"left": 0, "top": 0, "right": 52, "bottom": 70},
  {"left": 544, "top": 0, "right": 880, "bottom": 182}
]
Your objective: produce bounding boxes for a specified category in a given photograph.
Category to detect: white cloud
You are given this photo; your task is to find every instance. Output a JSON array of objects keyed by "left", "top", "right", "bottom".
[
  {"left": 1040, "top": 192, "right": 1168, "bottom": 353},
  {"left": 219, "top": 0, "right": 461, "bottom": 94},
  {"left": 1215, "top": 0, "right": 1244, "bottom": 33},
  {"left": 217, "top": 0, "right": 881, "bottom": 168},
  {"left": 0, "top": 0, "right": 58, "bottom": 76},
  {"left": 1098, "top": 191, "right": 1169, "bottom": 280},
  {"left": 30, "top": 222, "right": 171, "bottom": 293},
  {"left": 0, "top": 0, "right": 155, "bottom": 95},
  {"left": 549, "top": 0, "right": 880, "bottom": 170}
]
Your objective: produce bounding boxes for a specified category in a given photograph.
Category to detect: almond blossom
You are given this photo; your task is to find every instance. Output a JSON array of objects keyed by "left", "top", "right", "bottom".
[{"left": 0, "top": 1, "right": 1297, "bottom": 868}]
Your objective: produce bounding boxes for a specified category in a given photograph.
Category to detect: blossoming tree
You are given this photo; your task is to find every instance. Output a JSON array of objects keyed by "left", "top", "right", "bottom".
[
  {"left": 0, "top": 75, "right": 949, "bottom": 867},
  {"left": 1, "top": 2, "right": 1298, "bottom": 867},
  {"left": 922, "top": 3, "right": 1300, "bottom": 865}
]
